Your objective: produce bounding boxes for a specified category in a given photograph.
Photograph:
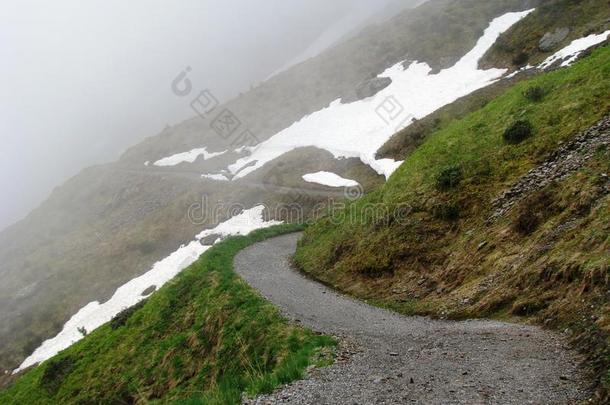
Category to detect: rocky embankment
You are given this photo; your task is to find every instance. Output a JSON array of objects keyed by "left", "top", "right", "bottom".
[{"left": 490, "top": 115, "right": 610, "bottom": 221}]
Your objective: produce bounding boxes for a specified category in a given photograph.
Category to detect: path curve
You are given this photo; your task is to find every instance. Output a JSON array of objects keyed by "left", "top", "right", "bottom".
[{"left": 235, "top": 233, "right": 590, "bottom": 404}]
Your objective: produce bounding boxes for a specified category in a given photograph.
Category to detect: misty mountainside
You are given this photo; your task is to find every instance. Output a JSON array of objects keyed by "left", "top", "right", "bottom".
[
  {"left": 0, "top": 0, "right": 539, "bottom": 375},
  {"left": 0, "top": 0, "right": 609, "bottom": 402}
]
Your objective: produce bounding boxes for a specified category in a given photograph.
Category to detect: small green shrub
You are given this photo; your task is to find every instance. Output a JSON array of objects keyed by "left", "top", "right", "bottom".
[
  {"left": 432, "top": 201, "right": 460, "bottom": 221},
  {"left": 513, "top": 209, "right": 540, "bottom": 235},
  {"left": 40, "top": 356, "right": 75, "bottom": 394},
  {"left": 513, "top": 189, "right": 557, "bottom": 235},
  {"left": 110, "top": 299, "right": 147, "bottom": 330},
  {"left": 503, "top": 120, "right": 533, "bottom": 144},
  {"left": 512, "top": 51, "right": 529, "bottom": 66},
  {"left": 435, "top": 165, "right": 463, "bottom": 191},
  {"left": 523, "top": 86, "right": 545, "bottom": 102}
]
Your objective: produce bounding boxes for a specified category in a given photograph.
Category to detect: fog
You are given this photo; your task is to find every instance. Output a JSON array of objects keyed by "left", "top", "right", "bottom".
[{"left": 0, "top": 0, "right": 410, "bottom": 231}]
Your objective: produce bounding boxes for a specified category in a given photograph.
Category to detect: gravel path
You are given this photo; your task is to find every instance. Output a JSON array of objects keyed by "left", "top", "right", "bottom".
[{"left": 235, "top": 233, "right": 590, "bottom": 404}]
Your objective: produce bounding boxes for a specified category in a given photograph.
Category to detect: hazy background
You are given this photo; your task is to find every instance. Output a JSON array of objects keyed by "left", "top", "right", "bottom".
[{"left": 0, "top": 0, "right": 411, "bottom": 231}]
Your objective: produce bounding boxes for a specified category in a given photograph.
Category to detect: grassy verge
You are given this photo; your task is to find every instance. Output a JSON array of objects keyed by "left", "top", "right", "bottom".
[
  {"left": 0, "top": 224, "right": 335, "bottom": 404},
  {"left": 296, "top": 46, "right": 609, "bottom": 399}
]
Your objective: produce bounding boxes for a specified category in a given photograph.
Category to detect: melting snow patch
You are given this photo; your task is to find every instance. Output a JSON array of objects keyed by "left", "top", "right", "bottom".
[
  {"left": 302, "top": 171, "right": 359, "bottom": 188},
  {"left": 196, "top": 205, "right": 281, "bottom": 241},
  {"left": 505, "top": 64, "right": 534, "bottom": 79},
  {"left": 540, "top": 30, "right": 610, "bottom": 69},
  {"left": 154, "top": 147, "right": 227, "bottom": 167},
  {"left": 202, "top": 173, "right": 229, "bottom": 181},
  {"left": 15, "top": 205, "right": 281, "bottom": 373},
  {"left": 225, "top": 10, "right": 535, "bottom": 181}
]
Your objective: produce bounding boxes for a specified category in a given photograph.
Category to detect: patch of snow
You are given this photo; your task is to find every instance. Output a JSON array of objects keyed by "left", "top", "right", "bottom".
[
  {"left": 540, "top": 30, "right": 610, "bottom": 69},
  {"left": 227, "top": 10, "right": 534, "bottom": 181},
  {"left": 202, "top": 173, "right": 229, "bottom": 181},
  {"left": 144, "top": 161, "right": 150, "bottom": 166},
  {"left": 15, "top": 205, "right": 281, "bottom": 373},
  {"left": 505, "top": 64, "right": 534, "bottom": 79},
  {"left": 196, "top": 205, "right": 281, "bottom": 241},
  {"left": 154, "top": 147, "right": 227, "bottom": 167},
  {"left": 302, "top": 172, "right": 359, "bottom": 188}
]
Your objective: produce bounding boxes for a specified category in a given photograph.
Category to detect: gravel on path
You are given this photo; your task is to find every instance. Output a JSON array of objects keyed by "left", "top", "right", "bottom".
[{"left": 235, "top": 233, "right": 590, "bottom": 405}]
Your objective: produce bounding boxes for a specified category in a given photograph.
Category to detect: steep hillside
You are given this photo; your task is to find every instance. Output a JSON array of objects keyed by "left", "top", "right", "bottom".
[
  {"left": 0, "top": 0, "right": 536, "bottom": 374},
  {"left": 0, "top": 225, "right": 335, "bottom": 404},
  {"left": 481, "top": 0, "right": 610, "bottom": 69},
  {"left": 295, "top": 45, "right": 610, "bottom": 399},
  {"left": 379, "top": 0, "right": 610, "bottom": 160}
]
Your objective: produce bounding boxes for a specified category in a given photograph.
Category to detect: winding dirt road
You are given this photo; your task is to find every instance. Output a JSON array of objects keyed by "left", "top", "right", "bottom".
[{"left": 235, "top": 233, "right": 590, "bottom": 404}]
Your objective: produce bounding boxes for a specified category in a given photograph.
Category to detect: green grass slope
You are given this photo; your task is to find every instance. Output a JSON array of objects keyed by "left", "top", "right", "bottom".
[
  {"left": 0, "top": 225, "right": 335, "bottom": 404},
  {"left": 295, "top": 46, "right": 610, "bottom": 398}
]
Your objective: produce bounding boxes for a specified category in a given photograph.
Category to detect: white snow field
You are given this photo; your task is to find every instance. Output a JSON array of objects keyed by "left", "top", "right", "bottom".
[
  {"left": 503, "top": 30, "right": 610, "bottom": 80},
  {"left": 540, "top": 30, "right": 610, "bottom": 69},
  {"left": 202, "top": 173, "right": 230, "bottom": 181},
  {"left": 154, "top": 147, "right": 227, "bottom": 167},
  {"left": 302, "top": 171, "right": 359, "bottom": 187},
  {"left": 15, "top": 206, "right": 281, "bottom": 372},
  {"left": 217, "top": 9, "right": 535, "bottom": 181}
]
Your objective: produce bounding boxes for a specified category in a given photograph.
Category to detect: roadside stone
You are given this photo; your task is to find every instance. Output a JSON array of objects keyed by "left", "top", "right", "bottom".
[
  {"left": 200, "top": 233, "right": 222, "bottom": 245},
  {"left": 141, "top": 285, "right": 157, "bottom": 296}
]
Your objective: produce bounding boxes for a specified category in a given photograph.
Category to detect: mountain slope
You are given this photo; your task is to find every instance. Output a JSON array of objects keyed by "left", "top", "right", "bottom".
[
  {"left": 1, "top": 0, "right": 609, "bottom": 402},
  {"left": 295, "top": 45, "right": 610, "bottom": 399},
  {"left": 0, "top": 225, "right": 335, "bottom": 404},
  {"left": 0, "top": 0, "right": 536, "bottom": 374}
]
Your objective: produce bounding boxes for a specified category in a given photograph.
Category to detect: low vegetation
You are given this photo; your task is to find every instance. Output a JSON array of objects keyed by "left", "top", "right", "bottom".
[
  {"left": 512, "top": 187, "right": 558, "bottom": 235},
  {"left": 0, "top": 225, "right": 335, "bottom": 404},
  {"left": 295, "top": 46, "right": 610, "bottom": 399},
  {"left": 435, "top": 164, "right": 463, "bottom": 191},
  {"left": 523, "top": 85, "right": 546, "bottom": 102},
  {"left": 503, "top": 119, "right": 534, "bottom": 144}
]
